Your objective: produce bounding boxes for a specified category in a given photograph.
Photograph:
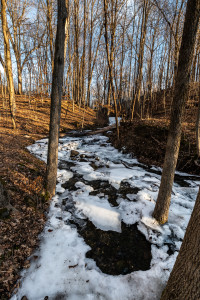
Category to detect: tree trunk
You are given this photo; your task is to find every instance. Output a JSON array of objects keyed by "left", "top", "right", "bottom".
[
  {"left": 47, "top": 0, "right": 54, "bottom": 74},
  {"left": 1, "top": 0, "right": 16, "bottom": 129},
  {"left": 86, "top": 2, "right": 93, "bottom": 107},
  {"left": 160, "top": 187, "right": 200, "bottom": 300},
  {"left": 131, "top": 0, "right": 150, "bottom": 120},
  {"left": 153, "top": 0, "right": 200, "bottom": 224},
  {"left": 46, "top": 0, "right": 67, "bottom": 197},
  {"left": 103, "top": 0, "right": 119, "bottom": 140},
  {"left": 196, "top": 97, "right": 200, "bottom": 157},
  {"left": 81, "top": 0, "right": 87, "bottom": 105},
  {"left": 17, "top": 64, "right": 22, "bottom": 95}
]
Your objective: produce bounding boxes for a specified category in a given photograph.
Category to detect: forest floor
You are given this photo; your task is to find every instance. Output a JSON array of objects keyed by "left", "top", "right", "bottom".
[
  {"left": 0, "top": 95, "right": 199, "bottom": 299},
  {"left": 0, "top": 95, "right": 96, "bottom": 299}
]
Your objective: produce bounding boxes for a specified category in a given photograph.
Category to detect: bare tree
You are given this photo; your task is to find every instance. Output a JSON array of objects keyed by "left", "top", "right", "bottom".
[
  {"left": 46, "top": 0, "right": 55, "bottom": 73},
  {"left": 103, "top": 0, "right": 119, "bottom": 139},
  {"left": 153, "top": 0, "right": 200, "bottom": 224},
  {"left": 46, "top": 0, "right": 67, "bottom": 197},
  {"left": 7, "top": 0, "right": 45, "bottom": 94},
  {"left": 131, "top": 0, "right": 150, "bottom": 119},
  {"left": 1, "top": 0, "right": 16, "bottom": 129}
]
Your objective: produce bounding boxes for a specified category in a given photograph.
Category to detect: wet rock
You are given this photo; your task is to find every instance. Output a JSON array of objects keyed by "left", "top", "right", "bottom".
[
  {"left": 62, "top": 177, "right": 80, "bottom": 191},
  {"left": 89, "top": 180, "right": 118, "bottom": 206},
  {"left": 118, "top": 181, "right": 140, "bottom": 198},
  {"left": 70, "top": 150, "right": 79, "bottom": 157},
  {"left": 88, "top": 180, "right": 110, "bottom": 190},
  {"left": 79, "top": 152, "right": 94, "bottom": 159},
  {"left": 58, "top": 160, "right": 76, "bottom": 170},
  {"left": 71, "top": 216, "right": 86, "bottom": 227},
  {"left": 64, "top": 203, "right": 74, "bottom": 211},
  {"left": 80, "top": 158, "right": 88, "bottom": 162},
  {"left": 62, "top": 199, "right": 67, "bottom": 205},
  {"left": 65, "top": 220, "right": 77, "bottom": 229},
  {"left": 90, "top": 162, "right": 99, "bottom": 170}
]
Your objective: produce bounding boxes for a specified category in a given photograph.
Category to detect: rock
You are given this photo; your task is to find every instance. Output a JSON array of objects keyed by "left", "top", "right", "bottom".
[
  {"left": 70, "top": 150, "right": 79, "bottom": 157},
  {"left": 90, "top": 162, "right": 99, "bottom": 170},
  {"left": 80, "top": 158, "right": 88, "bottom": 162},
  {"left": 21, "top": 296, "right": 28, "bottom": 300}
]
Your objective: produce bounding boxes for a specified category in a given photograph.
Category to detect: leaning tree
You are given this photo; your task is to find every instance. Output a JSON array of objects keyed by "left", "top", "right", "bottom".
[{"left": 153, "top": 0, "right": 200, "bottom": 224}]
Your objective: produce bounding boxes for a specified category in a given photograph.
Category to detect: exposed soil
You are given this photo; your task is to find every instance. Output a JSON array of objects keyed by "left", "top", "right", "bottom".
[
  {"left": 109, "top": 118, "right": 200, "bottom": 175},
  {"left": 81, "top": 221, "right": 152, "bottom": 275}
]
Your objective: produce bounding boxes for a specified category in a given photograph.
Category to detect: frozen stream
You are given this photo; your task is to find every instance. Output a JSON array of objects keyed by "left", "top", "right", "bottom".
[{"left": 11, "top": 126, "right": 200, "bottom": 300}]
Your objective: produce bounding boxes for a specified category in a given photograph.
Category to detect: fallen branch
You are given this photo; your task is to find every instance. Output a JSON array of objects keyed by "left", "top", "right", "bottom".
[
  {"left": 66, "top": 124, "right": 116, "bottom": 137},
  {"left": 87, "top": 124, "right": 116, "bottom": 135}
]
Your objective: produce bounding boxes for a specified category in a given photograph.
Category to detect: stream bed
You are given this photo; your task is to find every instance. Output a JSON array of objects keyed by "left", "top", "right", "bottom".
[{"left": 11, "top": 128, "right": 200, "bottom": 300}]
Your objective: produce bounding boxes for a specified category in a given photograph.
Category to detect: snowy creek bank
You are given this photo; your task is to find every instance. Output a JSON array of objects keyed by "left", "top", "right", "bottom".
[{"left": 11, "top": 125, "right": 200, "bottom": 300}]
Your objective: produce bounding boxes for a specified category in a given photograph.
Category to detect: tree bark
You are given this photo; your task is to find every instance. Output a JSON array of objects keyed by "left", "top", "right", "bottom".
[
  {"left": 46, "top": 0, "right": 67, "bottom": 197},
  {"left": 131, "top": 0, "right": 150, "bottom": 120},
  {"left": 153, "top": 0, "right": 200, "bottom": 224},
  {"left": 1, "top": 0, "right": 16, "bottom": 129},
  {"left": 103, "top": 0, "right": 119, "bottom": 140},
  {"left": 196, "top": 95, "right": 200, "bottom": 158},
  {"left": 160, "top": 187, "right": 200, "bottom": 300},
  {"left": 47, "top": 0, "right": 54, "bottom": 74}
]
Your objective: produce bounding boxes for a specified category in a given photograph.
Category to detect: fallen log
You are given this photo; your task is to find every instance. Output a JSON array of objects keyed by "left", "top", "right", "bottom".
[
  {"left": 65, "top": 124, "right": 116, "bottom": 137},
  {"left": 87, "top": 124, "right": 116, "bottom": 135}
]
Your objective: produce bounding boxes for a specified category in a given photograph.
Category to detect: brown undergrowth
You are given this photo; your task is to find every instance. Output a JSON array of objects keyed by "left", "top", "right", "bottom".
[
  {"left": 0, "top": 95, "right": 96, "bottom": 299},
  {"left": 109, "top": 118, "right": 199, "bottom": 175}
]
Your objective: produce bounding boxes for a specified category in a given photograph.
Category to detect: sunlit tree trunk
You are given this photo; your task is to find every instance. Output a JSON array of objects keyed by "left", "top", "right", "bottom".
[
  {"left": 153, "top": 0, "right": 200, "bottom": 224},
  {"left": 1, "top": 0, "right": 16, "bottom": 129},
  {"left": 47, "top": 0, "right": 54, "bottom": 73},
  {"left": 46, "top": 0, "right": 67, "bottom": 197},
  {"left": 81, "top": 0, "right": 87, "bottom": 105}
]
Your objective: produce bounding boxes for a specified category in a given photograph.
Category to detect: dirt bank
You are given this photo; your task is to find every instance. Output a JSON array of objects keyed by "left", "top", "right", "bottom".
[{"left": 109, "top": 119, "right": 200, "bottom": 175}]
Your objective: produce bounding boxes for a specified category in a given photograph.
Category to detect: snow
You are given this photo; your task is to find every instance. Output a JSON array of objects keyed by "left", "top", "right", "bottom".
[
  {"left": 11, "top": 124, "right": 199, "bottom": 300},
  {"left": 73, "top": 183, "right": 121, "bottom": 232},
  {"left": 109, "top": 117, "right": 121, "bottom": 125}
]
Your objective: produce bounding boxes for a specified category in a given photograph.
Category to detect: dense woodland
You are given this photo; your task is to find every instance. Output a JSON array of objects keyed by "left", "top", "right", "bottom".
[
  {"left": 0, "top": 0, "right": 199, "bottom": 116},
  {"left": 0, "top": 0, "right": 200, "bottom": 299}
]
